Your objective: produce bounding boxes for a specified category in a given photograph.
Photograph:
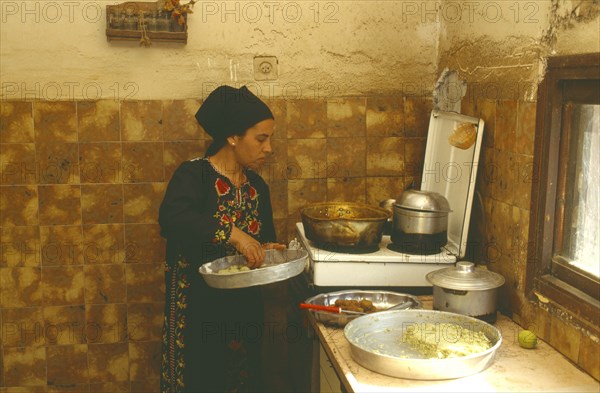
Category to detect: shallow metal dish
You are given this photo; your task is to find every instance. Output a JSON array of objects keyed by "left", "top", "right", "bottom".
[
  {"left": 344, "top": 309, "right": 502, "bottom": 380},
  {"left": 303, "top": 290, "right": 422, "bottom": 327},
  {"left": 300, "top": 202, "right": 391, "bottom": 250},
  {"left": 199, "top": 249, "right": 308, "bottom": 289}
]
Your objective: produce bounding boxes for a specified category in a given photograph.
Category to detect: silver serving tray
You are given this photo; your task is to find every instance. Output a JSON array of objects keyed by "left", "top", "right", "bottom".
[
  {"left": 199, "top": 249, "right": 308, "bottom": 289},
  {"left": 304, "top": 290, "right": 422, "bottom": 327},
  {"left": 344, "top": 309, "right": 502, "bottom": 380}
]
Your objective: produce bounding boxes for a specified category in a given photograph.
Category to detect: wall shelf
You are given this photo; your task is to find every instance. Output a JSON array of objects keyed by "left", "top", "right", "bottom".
[{"left": 106, "top": 1, "right": 188, "bottom": 44}]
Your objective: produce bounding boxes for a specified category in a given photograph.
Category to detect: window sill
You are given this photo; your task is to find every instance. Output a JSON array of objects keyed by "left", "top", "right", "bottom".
[{"left": 533, "top": 275, "right": 600, "bottom": 333}]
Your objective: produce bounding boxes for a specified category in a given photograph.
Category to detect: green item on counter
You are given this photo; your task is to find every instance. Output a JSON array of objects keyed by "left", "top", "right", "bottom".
[{"left": 518, "top": 330, "right": 538, "bottom": 349}]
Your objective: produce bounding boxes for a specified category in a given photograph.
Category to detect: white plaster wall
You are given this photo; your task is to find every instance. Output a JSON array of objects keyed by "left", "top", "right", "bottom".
[
  {"left": 437, "top": 0, "right": 599, "bottom": 100},
  {"left": 0, "top": 1, "right": 440, "bottom": 100}
]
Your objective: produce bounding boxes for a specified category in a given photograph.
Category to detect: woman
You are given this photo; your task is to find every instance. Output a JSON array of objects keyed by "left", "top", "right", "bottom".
[{"left": 159, "top": 85, "right": 285, "bottom": 392}]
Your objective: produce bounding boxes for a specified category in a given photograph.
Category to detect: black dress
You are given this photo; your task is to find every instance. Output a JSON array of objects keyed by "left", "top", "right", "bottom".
[{"left": 159, "top": 157, "right": 277, "bottom": 393}]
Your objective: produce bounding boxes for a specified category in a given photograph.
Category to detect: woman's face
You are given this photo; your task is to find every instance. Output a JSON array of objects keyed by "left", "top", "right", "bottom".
[{"left": 230, "top": 118, "right": 274, "bottom": 170}]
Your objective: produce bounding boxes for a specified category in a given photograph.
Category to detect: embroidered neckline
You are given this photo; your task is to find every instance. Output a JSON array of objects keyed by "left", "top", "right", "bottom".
[{"left": 205, "top": 157, "right": 248, "bottom": 188}]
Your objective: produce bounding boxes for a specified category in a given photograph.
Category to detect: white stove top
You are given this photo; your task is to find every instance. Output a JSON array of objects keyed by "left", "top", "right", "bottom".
[{"left": 296, "top": 223, "right": 456, "bottom": 287}]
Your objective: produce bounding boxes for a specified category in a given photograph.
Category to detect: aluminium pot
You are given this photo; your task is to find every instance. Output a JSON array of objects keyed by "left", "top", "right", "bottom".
[
  {"left": 390, "top": 190, "right": 452, "bottom": 255},
  {"left": 426, "top": 261, "right": 505, "bottom": 323}
]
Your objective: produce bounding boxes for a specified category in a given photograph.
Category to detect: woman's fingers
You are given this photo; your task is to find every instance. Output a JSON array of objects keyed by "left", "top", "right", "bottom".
[{"left": 262, "top": 242, "right": 287, "bottom": 251}]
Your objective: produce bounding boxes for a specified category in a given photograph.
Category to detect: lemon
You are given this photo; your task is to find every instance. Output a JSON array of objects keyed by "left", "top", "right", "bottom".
[{"left": 518, "top": 330, "right": 538, "bottom": 349}]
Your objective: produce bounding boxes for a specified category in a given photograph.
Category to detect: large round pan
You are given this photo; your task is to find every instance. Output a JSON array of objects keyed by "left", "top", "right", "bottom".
[
  {"left": 199, "top": 249, "right": 308, "bottom": 289},
  {"left": 304, "top": 290, "right": 422, "bottom": 327},
  {"left": 344, "top": 309, "right": 502, "bottom": 380}
]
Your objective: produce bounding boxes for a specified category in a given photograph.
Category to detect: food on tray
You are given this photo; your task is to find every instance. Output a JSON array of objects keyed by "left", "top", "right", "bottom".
[
  {"left": 334, "top": 298, "right": 378, "bottom": 313},
  {"left": 401, "top": 322, "right": 493, "bottom": 359},
  {"left": 217, "top": 265, "right": 251, "bottom": 274}
]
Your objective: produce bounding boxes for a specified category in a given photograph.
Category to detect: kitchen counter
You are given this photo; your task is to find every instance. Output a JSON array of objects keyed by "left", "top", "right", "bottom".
[{"left": 309, "top": 297, "right": 599, "bottom": 392}]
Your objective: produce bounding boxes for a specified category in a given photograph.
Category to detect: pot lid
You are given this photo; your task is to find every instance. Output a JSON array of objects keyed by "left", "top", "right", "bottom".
[
  {"left": 425, "top": 261, "right": 505, "bottom": 291},
  {"left": 394, "top": 190, "right": 452, "bottom": 213}
]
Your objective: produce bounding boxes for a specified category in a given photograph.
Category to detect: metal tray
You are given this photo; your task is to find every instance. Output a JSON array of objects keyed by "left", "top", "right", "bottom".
[
  {"left": 199, "top": 249, "right": 308, "bottom": 289},
  {"left": 344, "top": 309, "right": 502, "bottom": 380},
  {"left": 303, "top": 290, "right": 422, "bottom": 327}
]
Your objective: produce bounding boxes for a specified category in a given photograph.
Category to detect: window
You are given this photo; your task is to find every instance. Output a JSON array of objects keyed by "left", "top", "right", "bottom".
[{"left": 528, "top": 53, "right": 600, "bottom": 324}]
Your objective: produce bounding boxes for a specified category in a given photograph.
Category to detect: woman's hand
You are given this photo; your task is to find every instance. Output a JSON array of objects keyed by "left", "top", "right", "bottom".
[
  {"left": 262, "top": 242, "right": 287, "bottom": 251},
  {"left": 229, "top": 226, "right": 265, "bottom": 268}
]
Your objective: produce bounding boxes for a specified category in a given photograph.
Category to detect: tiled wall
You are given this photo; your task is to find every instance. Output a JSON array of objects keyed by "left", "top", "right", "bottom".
[
  {"left": 461, "top": 96, "right": 599, "bottom": 380},
  {"left": 0, "top": 96, "right": 431, "bottom": 391}
]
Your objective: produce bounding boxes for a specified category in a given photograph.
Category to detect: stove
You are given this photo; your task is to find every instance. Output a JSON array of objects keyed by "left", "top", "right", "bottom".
[
  {"left": 296, "top": 223, "right": 456, "bottom": 287},
  {"left": 295, "top": 109, "right": 485, "bottom": 289}
]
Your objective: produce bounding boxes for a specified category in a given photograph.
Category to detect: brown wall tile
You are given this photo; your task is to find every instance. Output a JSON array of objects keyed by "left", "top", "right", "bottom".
[
  {"left": 550, "top": 317, "right": 582, "bottom": 363},
  {"left": 287, "top": 179, "right": 327, "bottom": 219},
  {"left": 46, "top": 344, "right": 89, "bottom": 385},
  {"left": 129, "top": 341, "right": 161, "bottom": 382},
  {"left": 404, "top": 98, "right": 432, "bottom": 137},
  {"left": 81, "top": 184, "right": 123, "bottom": 224},
  {"left": 83, "top": 265, "right": 126, "bottom": 305},
  {"left": 579, "top": 334, "right": 600, "bottom": 380},
  {"left": 42, "top": 266, "right": 84, "bottom": 306},
  {"left": 123, "top": 183, "right": 165, "bottom": 224},
  {"left": 495, "top": 100, "right": 518, "bottom": 152},
  {"left": 0, "top": 185, "right": 39, "bottom": 226},
  {"left": 0, "top": 267, "right": 42, "bottom": 307},
  {"left": 327, "top": 178, "right": 366, "bottom": 203},
  {"left": 1, "top": 307, "right": 45, "bottom": 347},
  {"left": 121, "top": 101, "right": 162, "bottom": 141},
  {"left": 268, "top": 180, "right": 288, "bottom": 220},
  {"left": 286, "top": 100, "right": 326, "bottom": 139},
  {"left": 87, "top": 342, "right": 129, "bottom": 382},
  {"left": 131, "top": 378, "right": 160, "bottom": 392},
  {"left": 82, "top": 224, "right": 125, "bottom": 265},
  {"left": 36, "top": 142, "right": 79, "bottom": 184},
  {"left": 273, "top": 218, "right": 288, "bottom": 244},
  {"left": 0, "top": 101, "right": 34, "bottom": 143},
  {"left": 90, "top": 382, "right": 131, "bottom": 392},
  {"left": 3, "top": 346, "right": 46, "bottom": 386},
  {"left": 511, "top": 153, "right": 534, "bottom": 210},
  {"left": 163, "top": 140, "right": 210, "bottom": 181},
  {"left": 79, "top": 143, "right": 122, "bottom": 184},
  {"left": 327, "top": 98, "right": 366, "bottom": 138},
  {"left": 86, "top": 304, "right": 127, "bottom": 344},
  {"left": 33, "top": 102, "right": 77, "bottom": 143},
  {"left": 478, "top": 99, "right": 496, "bottom": 148},
  {"left": 47, "top": 384, "right": 90, "bottom": 392},
  {"left": 327, "top": 137, "right": 366, "bottom": 178},
  {"left": 127, "top": 303, "right": 163, "bottom": 342},
  {"left": 366, "top": 96, "right": 404, "bottom": 137},
  {"left": 162, "top": 99, "right": 204, "bottom": 140},
  {"left": 40, "top": 226, "right": 84, "bottom": 266},
  {"left": 122, "top": 142, "right": 164, "bottom": 183},
  {"left": 262, "top": 138, "right": 288, "bottom": 182},
  {"left": 0, "top": 143, "right": 37, "bottom": 185},
  {"left": 366, "top": 137, "right": 404, "bottom": 176},
  {"left": 404, "top": 138, "right": 426, "bottom": 176},
  {"left": 287, "top": 139, "right": 327, "bottom": 180},
  {"left": 43, "top": 305, "right": 86, "bottom": 345},
  {"left": 365, "top": 177, "right": 408, "bottom": 206},
  {"left": 38, "top": 185, "right": 81, "bottom": 226},
  {"left": 124, "top": 224, "right": 165, "bottom": 264},
  {"left": 0, "top": 226, "right": 40, "bottom": 267},
  {"left": 266, "top": 98, "right": 287, "bottom": 140},
  {"left": 77, "top": 100, "right": 120, "bottom": 142},
  {"left": 125, "top": 264, "right": 164, "bottom": 303},
  {"left": 516, "top": 100, "right": 536, "bottom": 156}
]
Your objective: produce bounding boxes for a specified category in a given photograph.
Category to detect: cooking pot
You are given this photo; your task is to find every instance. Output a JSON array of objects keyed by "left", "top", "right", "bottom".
[
  {"left": 426, "top": 261, "right": 505, "bottom": 323},
  {"left": 300, "top": 202, "right": 390, "bottom": 251},
  {"left": 390, "top": 190, "right": 451, "bottom": 255}
]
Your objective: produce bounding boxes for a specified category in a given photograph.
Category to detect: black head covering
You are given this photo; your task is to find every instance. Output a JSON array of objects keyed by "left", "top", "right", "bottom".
[{"left": 195, "top": 85, "right": 274, "bottom": 156}]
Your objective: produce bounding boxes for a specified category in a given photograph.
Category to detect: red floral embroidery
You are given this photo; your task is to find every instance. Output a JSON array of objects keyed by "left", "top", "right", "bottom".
[
  {"left": 248, "top": 186, "right": 257, "bottom": 200},
  {"left": 215, "top": 178, "right": 230, "bottom": 196},
  {"left": 248, "top": 219, "right": 259, "bottom": 235}
]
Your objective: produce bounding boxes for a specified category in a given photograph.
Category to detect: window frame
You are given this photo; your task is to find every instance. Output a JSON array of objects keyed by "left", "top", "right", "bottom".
[{"left": 527, "top": 53, "right": 600, "bottom": 327}]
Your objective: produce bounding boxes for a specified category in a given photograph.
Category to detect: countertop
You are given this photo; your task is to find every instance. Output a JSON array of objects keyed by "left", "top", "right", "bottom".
[{"left": 309, "top": 297, "right": 599, "bottom": 392}]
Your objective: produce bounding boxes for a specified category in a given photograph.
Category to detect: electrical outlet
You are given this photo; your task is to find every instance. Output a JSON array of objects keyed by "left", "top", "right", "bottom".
[{"left": 254, "top": 56, "right": 278, "bottom": 81}]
